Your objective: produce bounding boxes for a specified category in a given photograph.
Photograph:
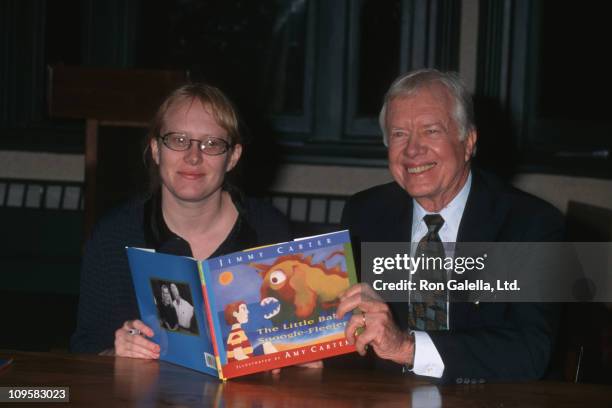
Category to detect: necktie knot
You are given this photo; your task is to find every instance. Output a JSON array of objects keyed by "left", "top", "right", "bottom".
[{"left": 423, "top": 214, "right": 444, "bottom": 235}]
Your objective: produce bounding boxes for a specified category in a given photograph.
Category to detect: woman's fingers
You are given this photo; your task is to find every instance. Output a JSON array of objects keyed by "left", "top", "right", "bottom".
[{"left": 115, "top": 320, "right": 160, "bottom": 359}]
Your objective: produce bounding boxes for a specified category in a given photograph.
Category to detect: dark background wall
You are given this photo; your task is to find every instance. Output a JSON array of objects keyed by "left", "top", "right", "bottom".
[{"left": 2, "top": 1, "right": 611, "bottom": 172}]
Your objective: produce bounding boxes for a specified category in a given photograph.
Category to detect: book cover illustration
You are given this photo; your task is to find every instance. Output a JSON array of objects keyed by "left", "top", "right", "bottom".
[
  {"left": 126, "top": 248, "right": 218, "bottom": 376},
  {"left": 201, "top": 230, "right": 357, "bottom": 379},
  {"left": 127, "top": 230, "right": 357, "bottom": 379}
]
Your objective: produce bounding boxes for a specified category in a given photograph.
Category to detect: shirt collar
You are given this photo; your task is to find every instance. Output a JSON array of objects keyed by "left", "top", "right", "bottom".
[
  {"left": 411, "top": 171, "right": 472, "bottom": 242},
  {"left": 143, "top": 190, "right": 187, "bottom": 256},
  {"left": 143, "top": 188, "right": 257, "bottom": 258}
]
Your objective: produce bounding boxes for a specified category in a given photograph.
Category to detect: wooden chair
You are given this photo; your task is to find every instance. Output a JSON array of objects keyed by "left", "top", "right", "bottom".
[
  {"left": 561, "top": 201, "right": 612, "bottom": 383},
  {"left": 47, "top": 65, "right": 189, "bottom": 236}
]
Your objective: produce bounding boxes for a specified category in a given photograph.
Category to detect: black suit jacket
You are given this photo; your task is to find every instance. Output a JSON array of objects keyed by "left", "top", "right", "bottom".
[{"left": 341, "top": 169, "right": 564, "bottom": 383}]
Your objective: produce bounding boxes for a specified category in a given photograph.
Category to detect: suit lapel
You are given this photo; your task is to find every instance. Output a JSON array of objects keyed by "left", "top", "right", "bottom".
[
  {"left": 451, "top": 169, "right": 508, "bottom": 325},
  {"left": 457, "top": 170, "right": 503, "bottom": 243}
]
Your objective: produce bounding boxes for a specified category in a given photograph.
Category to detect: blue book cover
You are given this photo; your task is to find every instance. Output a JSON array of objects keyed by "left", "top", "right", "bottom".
[{"left": 126, "top": 248, "right": 218, "bottom": 376}]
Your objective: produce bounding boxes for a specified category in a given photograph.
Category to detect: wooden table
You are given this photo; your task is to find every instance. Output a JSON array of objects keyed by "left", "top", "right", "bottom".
[{"left": 1, "top": 351, "right": 611, "bottom": 407}]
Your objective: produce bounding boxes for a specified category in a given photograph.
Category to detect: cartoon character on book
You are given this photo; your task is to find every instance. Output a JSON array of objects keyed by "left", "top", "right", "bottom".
[
  {"left": 224, "top": 301, "right": 254, "bottom": 361},
  {"left": 224, "top": 300, "right": 279, "bottom": 362},
  {"left": 254, "top": 252, "right": 350, "bottom": 324}
]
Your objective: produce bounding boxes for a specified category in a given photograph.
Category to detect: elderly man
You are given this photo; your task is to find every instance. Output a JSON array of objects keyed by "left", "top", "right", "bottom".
[
  {"left": 337, "top": 69, "right": 563, "bottom": 383},
  {"left": 170, "top": 283, "right": 195, "bottom": 331}
]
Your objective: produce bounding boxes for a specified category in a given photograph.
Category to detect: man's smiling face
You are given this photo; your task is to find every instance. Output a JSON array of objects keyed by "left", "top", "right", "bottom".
[{"left": 385, "top": 84, "right": 476, "bottom": 212}]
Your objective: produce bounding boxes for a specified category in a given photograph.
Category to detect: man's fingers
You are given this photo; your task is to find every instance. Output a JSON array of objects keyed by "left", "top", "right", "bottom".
[
  {"left": 344, "top": 313, "right": 366, "bottom": 345},
  {"left": 359, "top": 298, "right": 390, "bottom": 313},
  {"left": 336, "top": 294, "right": 361, "bottom": 318},
  {"left": 338, "top": 293, "right": 388, "bottom": 319},
  {"left": 353, "top": 312, "right": 384, "bottom": 351},
  {"left": 339, "top": 283, "right": 382, "bottom": 301},
  {"left": 347, "top": 310, "right": 401, "bottom": 356},
  {"left": 340, "top": 296, "right": 390, "bottom": 317},
  {"left": 339, "top": 283, "right": 366, "bottom": 300},
  {"left": 355, "top": 327, "right": 378, "bottom": 356},
  {"left": 340, "top": 287, "right": 413, "bottom": 364},
  {"left": 357, "top": 283, "right": 384, "bottom": 301}
]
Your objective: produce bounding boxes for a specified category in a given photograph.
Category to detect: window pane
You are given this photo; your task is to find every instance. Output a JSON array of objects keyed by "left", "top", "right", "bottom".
[
  {"left": 262, "top": 0, "right": 308, "bottom": 115},
  {"left": 135, "top": 0, "right": 308, "bottom": 116},
  {"left": 538, "top": 1, "right": 612, "bottom": 120},
  {"left": 356, "top": 0, "right": 401, "bottom": 117}
]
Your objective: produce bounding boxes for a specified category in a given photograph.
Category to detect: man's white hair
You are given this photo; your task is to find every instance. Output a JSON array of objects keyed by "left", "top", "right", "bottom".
[{"left": 379, "top": 69, "right": 476, "bottom": 147}]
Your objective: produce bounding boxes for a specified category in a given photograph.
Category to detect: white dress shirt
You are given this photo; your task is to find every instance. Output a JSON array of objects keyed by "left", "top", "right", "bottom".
[
  {"left": 174, "top": 298, "right": 195, "bottom": 329},
  {"left": 408, "top": 172, "right": 472, "bottom": 378}
]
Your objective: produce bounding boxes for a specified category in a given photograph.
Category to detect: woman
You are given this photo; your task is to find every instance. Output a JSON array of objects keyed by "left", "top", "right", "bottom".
[{"left": 70, "top": 83, "right": 290, "bottom": 358}]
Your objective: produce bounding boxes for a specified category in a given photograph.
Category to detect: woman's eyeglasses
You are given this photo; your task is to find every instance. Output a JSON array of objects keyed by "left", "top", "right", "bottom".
[{"left": 159, "top": 133, "right": 232, "bottom": 156}]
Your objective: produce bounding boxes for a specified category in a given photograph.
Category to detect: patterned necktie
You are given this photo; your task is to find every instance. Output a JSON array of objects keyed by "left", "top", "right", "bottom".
[{"left": 408, "top": 214, "right": 449, "bottom": 331}]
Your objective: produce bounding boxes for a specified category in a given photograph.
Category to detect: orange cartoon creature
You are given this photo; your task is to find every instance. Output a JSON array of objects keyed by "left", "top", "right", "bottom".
[{"left": 252, "top": 252, "right": 349, "bottom": 322}]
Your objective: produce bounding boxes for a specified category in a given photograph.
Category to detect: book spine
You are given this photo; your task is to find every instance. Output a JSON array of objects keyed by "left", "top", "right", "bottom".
[
  {"left": 198, "top": 261, "right": 226, "bottom": 381},
  {"left": 344, "top": 242, "right": 358, "bottom": 285}
]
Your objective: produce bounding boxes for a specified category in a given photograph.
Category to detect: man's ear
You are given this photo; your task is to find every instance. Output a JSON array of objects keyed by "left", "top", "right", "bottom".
[
  {"left": 150, "top": 138, "right": 161, "bottom": 165},
  {"left": 226, "top": 143, "right": 243, "bottom": 172},
  {"left": 464, "top": 129, "right": 477, "bottom": 161}
]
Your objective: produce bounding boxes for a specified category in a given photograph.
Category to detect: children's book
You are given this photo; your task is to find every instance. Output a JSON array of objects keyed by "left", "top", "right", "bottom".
[{"left": 126, "top": 230, "right": 357, "bottom": 379}]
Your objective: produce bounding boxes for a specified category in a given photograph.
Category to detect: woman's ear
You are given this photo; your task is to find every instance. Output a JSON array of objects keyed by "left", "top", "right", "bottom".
[
  {"left": 150, "top": 137, "right": 161, "bottom": 165},
  {"left": 226, "top": 143, "right": 243, "bottom": 172}
]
